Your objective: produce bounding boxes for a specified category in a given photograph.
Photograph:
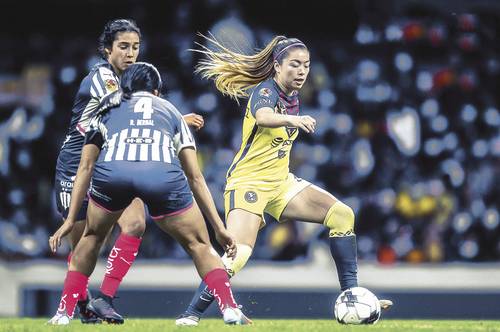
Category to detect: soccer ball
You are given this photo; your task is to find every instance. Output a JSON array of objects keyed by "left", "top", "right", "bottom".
[{"left": 334, "top": 287, "right": 381, "bottom": 325}]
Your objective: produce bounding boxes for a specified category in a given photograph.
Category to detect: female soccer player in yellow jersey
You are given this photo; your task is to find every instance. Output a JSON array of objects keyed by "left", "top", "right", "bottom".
[{"left": 176, "top": 35, "right": 392, "bottom": 326}]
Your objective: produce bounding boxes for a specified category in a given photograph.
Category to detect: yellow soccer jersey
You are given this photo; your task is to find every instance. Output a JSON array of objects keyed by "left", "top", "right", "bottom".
[{"left": 226, "top": 78, "right": 300, "bottom": 191}]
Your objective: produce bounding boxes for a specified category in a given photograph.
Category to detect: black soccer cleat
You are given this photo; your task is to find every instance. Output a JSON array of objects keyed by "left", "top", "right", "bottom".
[
  {"left": 77, "top": 299, "right": 102, "bottom": 324},
  {"left": 86, "top": 294, "right": 124, "bottom": 324}
]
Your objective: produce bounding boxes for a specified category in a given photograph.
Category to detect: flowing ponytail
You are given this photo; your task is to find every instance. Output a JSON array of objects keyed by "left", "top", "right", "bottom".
[{"left": 191, "top": 33, "right": 289, "bottom": 101}]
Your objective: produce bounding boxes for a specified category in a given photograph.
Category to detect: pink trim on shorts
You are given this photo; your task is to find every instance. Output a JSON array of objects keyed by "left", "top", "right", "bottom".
[
  {"left": 151, "top": 202, "right": 194, "bottom": 221},
  {"left": 88, "top": 195, "right": 121, "bottom": 213}
]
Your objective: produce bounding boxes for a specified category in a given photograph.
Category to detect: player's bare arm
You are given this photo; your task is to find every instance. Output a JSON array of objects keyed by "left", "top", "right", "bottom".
[
  {"left": 183, "top": 113, "right": 205, "bottom": 131},
  {"left": 178, "top": 147, "right": 236, "bottom": 258},
  {"left": 255, "top": 107, "right": 316, "bottom": 133},
  {"left": 49, "top": 144, "right": 100, "bottom": 252}
]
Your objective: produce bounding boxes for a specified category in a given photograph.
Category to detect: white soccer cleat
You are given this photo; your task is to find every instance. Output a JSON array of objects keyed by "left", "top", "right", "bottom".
[
  {"left": 222, "top": 307, "right": 252, "bottom": 325},
  {"left": 379, "top": 299, "right": 394, "bottom": 310},
  {"left": 175, "top": 313, "right": 200, "bottom": 326},
  {"left": 47, "top": 312, "right": 71, "bottom": 325}
]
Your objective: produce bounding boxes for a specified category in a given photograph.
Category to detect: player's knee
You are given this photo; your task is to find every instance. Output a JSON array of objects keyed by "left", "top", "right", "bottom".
[
  {"left": 185, "top": 241, "right": 211, "bottom": 258},
  {"left": 324, "top": 201, "right": 355, "bottom": 237},
  {"left": 120, "top": 217, "right": 146, "bottom": 237},
  {"left": 83, "top": 225, "right": 108, "bottom": 242},
  {"left": 221, "top": 244, "right": 253, "bottom": 277}
]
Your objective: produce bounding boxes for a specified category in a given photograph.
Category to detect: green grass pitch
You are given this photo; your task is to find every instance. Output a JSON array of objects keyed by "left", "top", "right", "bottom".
[{"left": 1, "top": 319, "right": 500, "bottom": 332}]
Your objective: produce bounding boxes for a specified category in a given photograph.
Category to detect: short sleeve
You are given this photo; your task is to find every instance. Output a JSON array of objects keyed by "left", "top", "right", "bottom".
[
  {"left": 84, "top": 116, "right": 105, "bottom": 149},
  {"left": 173, "top": 116, "right": 196, "bottom": 155},
  {"left": 250, "top": 85, "right": 278, "bottom": 117},
  {"left": 89, "top": 67, "right": 119, "bottom": 100}
]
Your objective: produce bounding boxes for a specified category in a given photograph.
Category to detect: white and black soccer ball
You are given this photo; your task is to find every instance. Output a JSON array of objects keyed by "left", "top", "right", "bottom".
[{"left": 334, "top": 287, "right": 381, "bottom": 325}]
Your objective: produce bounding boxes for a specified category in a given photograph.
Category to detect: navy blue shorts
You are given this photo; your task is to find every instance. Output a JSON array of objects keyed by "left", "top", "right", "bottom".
[
  {"left": 89, "top": 161, "right": 193, "bottom": 219},
  {"left": 54, "top": 170, "right": 88, "bottom": 221}
]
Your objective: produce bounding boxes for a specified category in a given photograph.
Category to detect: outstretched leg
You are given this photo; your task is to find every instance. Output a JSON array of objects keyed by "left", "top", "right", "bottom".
[
  {"left": 281, "top": 184, "right": 358, "bottom": 290},
  {"left": 88, "top": 198, "right": 145, "bottom": 324},
  {"left": 176, "top": 208, "right": 260, "bottom": 326},
  {"left": 100, "top": 198, "right": 145, "bottom": 298},
  {"left": 156, "top": 204, "right": 255, "bottom": 325},
  {"left": 50, "top": 200, "right": 122, "bottom": 324},
  {"left": 281, "top": 183, "right": 392, "bottom": 309}
]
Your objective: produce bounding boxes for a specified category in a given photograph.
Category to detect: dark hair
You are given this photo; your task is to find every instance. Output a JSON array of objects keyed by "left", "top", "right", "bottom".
[
  {"left": 98, "top": 19, "right": 141, "bottom": 59},
  {"left": 272, "top": 37, "right": 308, "bottom": 64},
  {"left": 120, "top": 62, "right": 162, "bottom": 97}
]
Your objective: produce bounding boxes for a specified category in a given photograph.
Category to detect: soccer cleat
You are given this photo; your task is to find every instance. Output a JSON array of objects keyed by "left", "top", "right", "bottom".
[
  {"left": 222, "top": 307, "right": 253, "bottom": 325},
  {"left": 77, "top": 299, "right": 102, "bottom": 324},
  {"left": 175, "top": 313, "right": 200, "bottom": 326},
  {"left": 47, "top": 312, "right": 71, "bottom": 325},
  {"left": 379, "top": 299, "right": 394, "bottom": 310},
  {"left": 87, "top": 295, "right": 124, "bottom": 324}
]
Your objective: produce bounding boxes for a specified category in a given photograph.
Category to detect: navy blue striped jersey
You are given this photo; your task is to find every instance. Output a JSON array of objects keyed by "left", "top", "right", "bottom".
[
  {"left": 56, "top": 62, "right": 119, "bottom": 174},
  {"left": 85, "top": 91, "right": 195, "bottom": 167}
]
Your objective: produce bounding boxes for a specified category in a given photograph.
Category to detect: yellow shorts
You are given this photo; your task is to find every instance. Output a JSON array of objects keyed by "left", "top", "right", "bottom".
[{"left": 224, "top": 173, "right": 310, "bottom": 225}]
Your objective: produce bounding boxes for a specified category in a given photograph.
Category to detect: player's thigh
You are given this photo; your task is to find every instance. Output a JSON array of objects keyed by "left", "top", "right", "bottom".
[
  {"left": 84, "top": 199, "right": 123, "bottom": 238},
  {"left": 116, "top": 197, "right": 146, "bottom": 235},
  {"left": 224, "top": 188, "right": 265, "bottom": 248},
  {"left": 226, "top": 209, "right": 261, "bottom": 248},
  {"left": 154, "top": 201, "right": 211, "bottom": 248},
  {"left": 281, "top": 184, "right": 338, "bottom": 224},
  {"left": 67, "top": 219, "right": 87, "bottom": 250}
]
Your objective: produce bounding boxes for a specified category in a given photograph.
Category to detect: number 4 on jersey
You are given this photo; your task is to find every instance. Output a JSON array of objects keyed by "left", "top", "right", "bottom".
[{"left": 134, "top": 97, "right": 153, "bottom": 119}]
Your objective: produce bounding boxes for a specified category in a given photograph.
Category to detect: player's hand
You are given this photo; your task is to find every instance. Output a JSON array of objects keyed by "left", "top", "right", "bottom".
[
  {"left": 215, "top": 229, "right": 237, "bottom": 259},
  {"left": 183, "top": 113, "right": 205, "bottom": 131},
  {"left": 292, "top": 115, "right": 316, "bottom": 133},
  {"left": 49, "top": 220, "right": 75, "bottom": 253}
]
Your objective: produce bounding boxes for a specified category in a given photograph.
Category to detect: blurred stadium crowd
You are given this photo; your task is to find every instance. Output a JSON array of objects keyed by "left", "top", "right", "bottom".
[{"left": 0, "top": 0, "right": 498, "bottom": 263}]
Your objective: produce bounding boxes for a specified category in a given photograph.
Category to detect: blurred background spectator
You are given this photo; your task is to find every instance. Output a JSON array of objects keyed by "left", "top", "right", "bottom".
[{"left": 0, "top": 0, "right": 498, "bottom": 265}]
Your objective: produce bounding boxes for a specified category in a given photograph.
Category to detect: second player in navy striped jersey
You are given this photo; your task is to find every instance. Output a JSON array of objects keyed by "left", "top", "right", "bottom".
[
  {"left": 56, "top": 62, "right": 119, "bottom": 175},
  {"left": 51, "top": 19, "right": 145, "bottom": 325},
  {"left": 49, "top": 62, "right": 250, "bottom": 326}
]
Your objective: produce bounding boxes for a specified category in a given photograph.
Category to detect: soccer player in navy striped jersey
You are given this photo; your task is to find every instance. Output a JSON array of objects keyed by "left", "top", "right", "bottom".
[
  {"left": 48, "top": 62, "right": 251, "bottom": 326},
  {"left": 52, "top": 19, "right": 203, "bottom": 324}
]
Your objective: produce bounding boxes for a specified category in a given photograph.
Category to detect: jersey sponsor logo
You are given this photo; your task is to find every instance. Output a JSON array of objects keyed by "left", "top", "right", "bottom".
[
  {"left": 259, "top": 87, "right": 272, "bottom": 97},
  {"left": 59, "top": 192, "right": 71, "bottom": 210},
  {"left": 244, "top": 191, "right": 258, "bottom": 203},
  {"left": 271, "top": 137, "right": 284, "bottom": 148},
  {"left": 124, "top": 136, "right": 155, "bottom": 144},
  {"left": 271, "top": 137, "right": 294, "bottom": 148}
]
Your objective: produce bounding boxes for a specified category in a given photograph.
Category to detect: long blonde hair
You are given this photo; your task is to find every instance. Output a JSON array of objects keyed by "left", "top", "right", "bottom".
[{"left": 191, "top": 33, "right": 288, "bottom": 101}]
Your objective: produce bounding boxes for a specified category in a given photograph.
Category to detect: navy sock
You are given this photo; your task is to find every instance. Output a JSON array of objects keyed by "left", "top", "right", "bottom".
[
  {"left": 185, "top": 281, "right": 214, "bottom": 316},
  {"left": 329, "top": 235, "right": 358, "bottom": 291}
]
